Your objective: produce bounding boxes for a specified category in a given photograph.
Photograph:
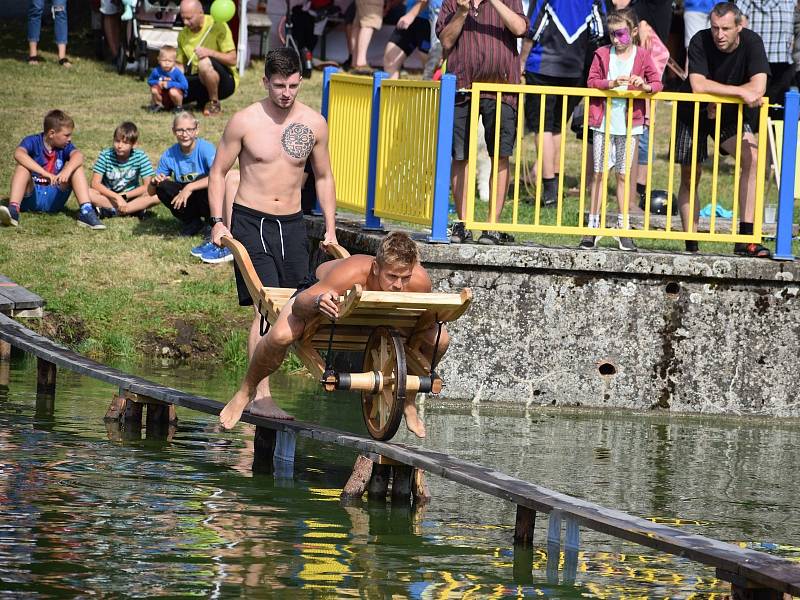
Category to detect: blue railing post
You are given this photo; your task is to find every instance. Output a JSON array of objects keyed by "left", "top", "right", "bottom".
[
  {"left": 363, "top": 71, "right": 387, "bottom": 231},
  {"left": 315, "top": 66, "right": 340, "bottom": 216},
  {"left": 320, "top": 66, "right": 339, "bottom": 120},
  {"left": 775, "top": 88, "right": 799, "bottom": 260},
  {"left": 429, "top": 73, "right": 456, "bottom": 243}
]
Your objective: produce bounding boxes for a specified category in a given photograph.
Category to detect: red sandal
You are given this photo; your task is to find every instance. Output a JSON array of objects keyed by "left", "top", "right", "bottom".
[{"left": 733, "top": 242, "right": 771, "bottom": 258}]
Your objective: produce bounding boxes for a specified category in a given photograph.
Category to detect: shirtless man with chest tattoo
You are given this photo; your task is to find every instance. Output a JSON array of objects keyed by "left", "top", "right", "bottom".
[{"left": 208, "top": 47, "right": 338, "bottom": 421}]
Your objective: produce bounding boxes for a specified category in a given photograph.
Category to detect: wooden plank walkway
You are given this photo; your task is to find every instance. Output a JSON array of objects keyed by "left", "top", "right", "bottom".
[
  {"left": 0, "top": 310, "right": 798, "bottom": 596},
  {"left": 0, "top": 275, "right": 45, "bottom": 316}
]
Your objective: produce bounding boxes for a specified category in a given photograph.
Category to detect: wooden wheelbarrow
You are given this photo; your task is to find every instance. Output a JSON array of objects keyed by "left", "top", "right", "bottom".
[{"left": 221, "top": 236, "right": 472, "bottom": 441}]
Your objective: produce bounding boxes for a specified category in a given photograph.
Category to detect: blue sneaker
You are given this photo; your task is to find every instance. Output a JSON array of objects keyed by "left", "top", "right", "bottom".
[
  {"left": 190, "top": 240, "right": 215, "bottom": 257},
  {"left": 200, "top": 245, "right": 233, "bottom": 264},
  {"left": 0, "top": 204, "right": 19, "bottom": 227},
  {"left": 77, "top": 208, "right": 106, "bottom": 230},
  {"left": 99, "top": 207, "right": 117, "bottom": 219}
]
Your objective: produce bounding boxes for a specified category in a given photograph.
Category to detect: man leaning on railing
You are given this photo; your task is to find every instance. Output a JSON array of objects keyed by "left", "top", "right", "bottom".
[
  {"left": 436, "top": 0, "right": 528, "bottom": 245},
  {"left": 677, "top": 1, "right": 771, "bottom": 258}
]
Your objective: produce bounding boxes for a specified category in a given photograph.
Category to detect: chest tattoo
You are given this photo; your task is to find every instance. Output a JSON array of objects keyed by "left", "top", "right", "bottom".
[{"left": 281, "top": 122, "right": 315, "bottom": 160}]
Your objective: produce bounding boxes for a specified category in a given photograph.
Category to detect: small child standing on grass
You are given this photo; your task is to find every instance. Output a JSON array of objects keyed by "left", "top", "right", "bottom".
[
  {"left": 580, "top": 8, "right": 662, "bottom": 251},
  {"left": 1, "top": 109, "right": 94, "bottom": 228},
  {"left": 147, "top": 45, "right": 188, "bottom": 113},
  {"left": 87, "top": 122, "right": 158, "bottom": 221}
]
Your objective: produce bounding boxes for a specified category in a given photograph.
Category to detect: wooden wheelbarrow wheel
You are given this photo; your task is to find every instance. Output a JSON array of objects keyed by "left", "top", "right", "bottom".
[{"left": 361, "top": 326, "right": 406, "bottom": 441}]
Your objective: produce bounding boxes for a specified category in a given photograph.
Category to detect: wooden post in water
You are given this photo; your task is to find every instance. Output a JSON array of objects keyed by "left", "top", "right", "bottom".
[
  {"left": 368, "top": 463, "right": 391, "bottom": 500},
  {"left": 512, "top": 505, "right": 537, "bottom": 584},
  {"left": 342, "top": 455, "right": 374, "bottom": 501},
  {"left": 514, "top": 505, "right": 536, "bottom": 545},
  {"left": 36, "top": 358, "right": 56, "bottom": 398},
  {"left": 252, "top": 426, "right": 277, "bottom": 473},
  {"left": 145, "top": 403, "right": 178, "bottom": 440},
  {"left": 411, "top": 469, "right": 430, "bottom": 505},
  {"left": 717, "top": 569, "right": 785, "bottom": 600},
  {"left": 0, "top": 360, "right": 9, "bottom": 388},
  {"left": 563, "top": 517, "right": 580, "bottom": 585},
  {"left": 342, "top": 455, "right": 430, "bottom": 505},
  {"left": 0, "top": 339, "right": 10, "bottom": 361},
  {"left": 545, "top": 510, "right": 562, "bottom": 584},
  {"left": 391, "top": 465, "right": 413, "bottom": 502},
  {"left": 512, "top": 544, "right": 535, "bottom": 584}
]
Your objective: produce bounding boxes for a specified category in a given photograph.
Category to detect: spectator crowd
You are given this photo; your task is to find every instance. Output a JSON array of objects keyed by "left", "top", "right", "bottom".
[{"left": 8, "top": 0, "right": 800, "bottom": 261}]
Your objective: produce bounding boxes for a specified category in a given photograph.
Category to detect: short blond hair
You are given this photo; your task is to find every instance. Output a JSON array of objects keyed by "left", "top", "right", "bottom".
[
  {"left": 376, "top": 232, "right": 419, "bottom": 267},
  {"left": 159, "top": 45, "right": 177, "bottom": 60},
  {"left": 172, "top": 110, "right": 198, "bottom": 129}
]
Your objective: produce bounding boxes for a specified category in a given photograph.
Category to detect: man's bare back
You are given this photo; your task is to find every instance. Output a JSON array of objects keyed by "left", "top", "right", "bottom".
[{"left": 219, "top": 233, "right": 446, "bottom": 438}]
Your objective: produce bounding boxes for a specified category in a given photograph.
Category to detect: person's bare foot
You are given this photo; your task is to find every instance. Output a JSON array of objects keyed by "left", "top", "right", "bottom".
[
  {"left": 249, "top": 396, "right": 294, "bottom": 420},
  {"left": 404, "top": 403, "right": 426, "bottom": 438},
  {"left": 219, "top": 389, "right": 252, "bottom": 429}
]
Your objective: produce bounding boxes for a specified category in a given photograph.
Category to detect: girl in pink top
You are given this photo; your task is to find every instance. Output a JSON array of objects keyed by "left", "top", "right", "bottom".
[{"left": 580, "top": 9, "right": 662, "bottom": 251}]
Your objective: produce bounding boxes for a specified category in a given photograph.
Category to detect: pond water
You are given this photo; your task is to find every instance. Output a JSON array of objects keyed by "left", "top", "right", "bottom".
[{"left": 1, "top": 353, "right": 799, "bottom": 598}]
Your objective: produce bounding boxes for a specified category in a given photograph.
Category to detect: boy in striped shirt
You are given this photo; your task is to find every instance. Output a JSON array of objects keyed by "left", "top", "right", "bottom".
[{"left": 86, "top": 122, "right": 157, "bottom": 226}]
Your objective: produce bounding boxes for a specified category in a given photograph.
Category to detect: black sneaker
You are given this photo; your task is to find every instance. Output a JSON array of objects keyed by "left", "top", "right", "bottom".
[
  {"left": 478, "top": 230, "right": 501, "bottom": 245},
  {"left": 448, "top": 221, "right": 472, "bottom": 243},
  {"left": 99, "top": 207, "right": 117, "bottom": 219},
  {"left": 179, "top": 218, "right": 205, "bottom": 236},
  {"left": 579, "top": 235, "right": 596, "bottom": 249},
  {"left": 733, "top": 242, "right": 771, "bottom": 258},
  {"left": 685, "top": 240, "right": 699, "bottom": 253},
  {"left": 616, "top": 236, "right": 638, "bottom": 251},
  {"left": 541, "top": 191, "right": 557, "bottom": 207},
  {"left": 499, "top": 232, "right": 515, "bottom": 244}
]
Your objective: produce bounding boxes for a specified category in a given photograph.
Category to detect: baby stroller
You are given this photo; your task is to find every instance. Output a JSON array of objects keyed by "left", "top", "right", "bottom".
[{"left": 117, "top": 0, "right": 181, "bottom": 79}]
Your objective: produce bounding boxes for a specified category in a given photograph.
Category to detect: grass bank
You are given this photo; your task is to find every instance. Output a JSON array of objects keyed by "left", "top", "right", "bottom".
[{"left": 0, "top": 20, "right": 322, "bottom": 364}]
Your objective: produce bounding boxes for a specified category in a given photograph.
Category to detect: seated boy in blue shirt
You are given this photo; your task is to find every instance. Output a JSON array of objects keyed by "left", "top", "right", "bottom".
[
  {"left": 1, "top": 109, "right": 93, "bottom": 228},
  {"left": 148, "top": 45, "right": 189, "bottom": 113},
  {"left": 147, "top": 110, "right": 216, "bottom": 236},
  {"left": 87, "top": 121, "right": 158, "bottom": 221}
]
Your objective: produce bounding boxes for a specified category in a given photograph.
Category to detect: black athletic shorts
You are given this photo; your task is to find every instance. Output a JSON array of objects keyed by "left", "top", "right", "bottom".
[
  {"left": 452, "top": 93, "right": 517, "bottom": 161},
  {"left": 185, "top": 57, "right": 236, "bottom": 107},
  {"left": 524, "top": 72, "right": 582, "bottom": 134},
  {"left": 230, "top": 204, "right": 310, "bottom": 306},
  {"left": 389, "top": 17, "right": 431, "bottom": 56},
  {"left": 291, "top": 273, "right": 319, "bottom": 298}
]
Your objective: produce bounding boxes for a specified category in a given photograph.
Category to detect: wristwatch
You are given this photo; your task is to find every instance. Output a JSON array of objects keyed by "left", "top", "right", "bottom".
[{"left": 209, "top": 216, "right": 224, "bottom": 225}]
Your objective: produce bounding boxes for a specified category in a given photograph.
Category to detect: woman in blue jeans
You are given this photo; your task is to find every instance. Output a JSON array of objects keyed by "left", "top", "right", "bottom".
[{"left": 28, "top": 0, "right": 71, "bottom": 67}]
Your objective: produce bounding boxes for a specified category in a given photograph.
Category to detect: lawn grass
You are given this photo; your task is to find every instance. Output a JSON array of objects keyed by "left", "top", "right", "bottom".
[{"left": 0, "top": 19, "right": 322, "bottom": 363}]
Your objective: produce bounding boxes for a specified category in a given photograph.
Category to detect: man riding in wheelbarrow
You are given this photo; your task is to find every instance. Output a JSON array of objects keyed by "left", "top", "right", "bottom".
[{"left": 219, "top": 231, "right": 450, "bottom": 438}]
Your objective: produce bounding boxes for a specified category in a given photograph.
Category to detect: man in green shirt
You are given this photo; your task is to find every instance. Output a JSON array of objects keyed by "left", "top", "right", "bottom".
[{"left": 176, "top": 0, "right": 239, "bottom": 116}]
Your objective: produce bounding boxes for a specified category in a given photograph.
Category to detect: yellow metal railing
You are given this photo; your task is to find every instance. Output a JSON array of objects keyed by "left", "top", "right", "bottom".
[
  {"left": 327, "top": 73, "right": 373, "bottom": 213},
  {"left": 465, "top": 83, "right": 769, "bottom": 243},
  {"left": 374, "top": 79, "right": 440, "bottom": 225}
]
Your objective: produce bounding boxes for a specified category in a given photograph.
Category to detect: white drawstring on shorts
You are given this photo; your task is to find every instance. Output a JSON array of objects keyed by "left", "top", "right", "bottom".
[{"left": 259, "top": 217, "right": 285, "bottom": 260}]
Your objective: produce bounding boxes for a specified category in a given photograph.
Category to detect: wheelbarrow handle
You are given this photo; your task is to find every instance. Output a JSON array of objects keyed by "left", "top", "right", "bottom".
[{"left": 320, "top": 241, "right": 350, "bottom": 259}]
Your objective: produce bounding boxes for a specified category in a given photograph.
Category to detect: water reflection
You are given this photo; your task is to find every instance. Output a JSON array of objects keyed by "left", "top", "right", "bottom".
[{"left": 1, "top": 355, "right": 799, "bottom": 597}]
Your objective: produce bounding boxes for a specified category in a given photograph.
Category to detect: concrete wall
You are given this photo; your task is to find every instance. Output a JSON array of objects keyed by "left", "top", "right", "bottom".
[{"left": 307, "top": 217, "right": 800, "bottom": 417}]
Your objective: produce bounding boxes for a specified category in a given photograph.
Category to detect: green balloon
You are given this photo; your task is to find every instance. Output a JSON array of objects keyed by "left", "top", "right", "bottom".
[{"left": 210, "top": 0, "right": 236, "bottom": 23}]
